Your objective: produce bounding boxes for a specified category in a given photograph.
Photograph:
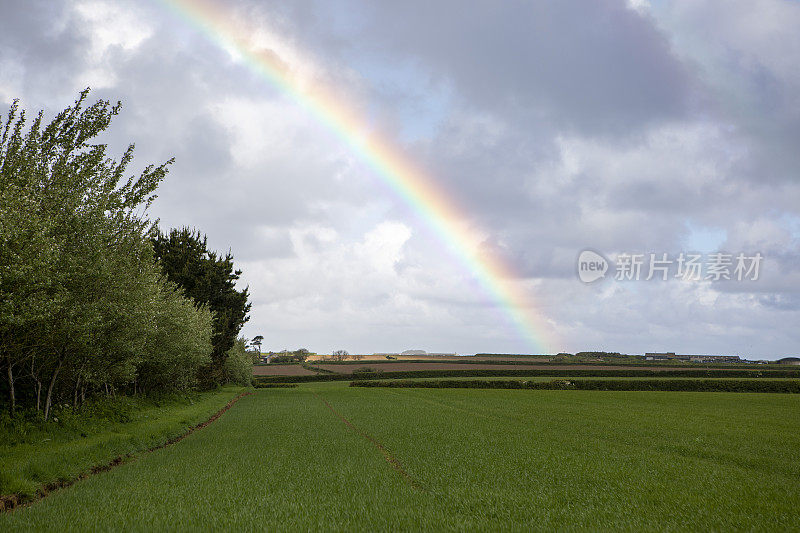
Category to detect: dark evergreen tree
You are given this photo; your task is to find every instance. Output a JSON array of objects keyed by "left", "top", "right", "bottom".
[{"left": 151, "top": 228, "right": 251, "bottom": 385}]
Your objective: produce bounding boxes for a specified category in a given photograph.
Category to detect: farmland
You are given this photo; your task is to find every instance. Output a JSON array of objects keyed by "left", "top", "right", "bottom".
[{"left": 3, "top": 381, "right": 799, "bottom": 531}]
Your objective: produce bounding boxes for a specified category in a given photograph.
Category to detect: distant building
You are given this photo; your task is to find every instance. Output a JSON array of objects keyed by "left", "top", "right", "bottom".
[
  {"left": 777, "top": 357, "right": 800, "bottom": 366},
  {"left": 687, "top": 355, "right": 741, "bottom": 363},
  {"left": 373, "top": 350, "right": 457, "bottom": 357},
  {"left": 645, "top": 352, "right": 687, "bottom": 361},
  {"left": 644, "top": 352, "right": 740, "bottom": 363}
]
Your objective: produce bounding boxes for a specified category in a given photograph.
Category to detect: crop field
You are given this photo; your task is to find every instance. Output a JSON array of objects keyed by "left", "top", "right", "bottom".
[{"left": 3, "top": 382, "right": 799, "bottom": 531}]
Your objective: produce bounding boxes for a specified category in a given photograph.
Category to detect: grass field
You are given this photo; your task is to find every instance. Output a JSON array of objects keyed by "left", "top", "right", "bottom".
[
  {"left": 2, "top": 382, "right": 799, "bottom": 531},
  {"left": 0, "top": 387, "right": 244, "bottom": 502}
]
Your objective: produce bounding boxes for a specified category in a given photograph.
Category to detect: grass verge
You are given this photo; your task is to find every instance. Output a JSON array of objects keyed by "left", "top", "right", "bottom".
[{"left": 0, "top": 386, "right": 246, "bottom": 509}]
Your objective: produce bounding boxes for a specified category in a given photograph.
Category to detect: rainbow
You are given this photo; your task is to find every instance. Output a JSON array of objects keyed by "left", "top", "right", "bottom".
[{"left": 157, "top": 0, "right": 559, "bottom": 353}]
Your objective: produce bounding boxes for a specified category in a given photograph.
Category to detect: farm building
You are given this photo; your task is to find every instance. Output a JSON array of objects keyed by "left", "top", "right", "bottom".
[
  {"left": 777, "top": 357, "right": 800, "bottom": 365},
  {"left": 645, "top": 352, "right": 687, "bottom": 361},
  {"left": 687, "top": 355, "right": 741, "bottom": 363},
  {"left": 644, "top": 353, "right": 740, "bottom": 363}
]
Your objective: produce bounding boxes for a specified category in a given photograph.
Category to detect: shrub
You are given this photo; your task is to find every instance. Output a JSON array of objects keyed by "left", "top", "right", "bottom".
[
  {"left": 303, "top": 364, "right": 334, "bottom": 374},
  {"left": 224, "top": 338, "right": 254, "bottom": 386}
]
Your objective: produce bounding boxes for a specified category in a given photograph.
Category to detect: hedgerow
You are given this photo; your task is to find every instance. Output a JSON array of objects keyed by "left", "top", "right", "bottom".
[
  {"left": 254, "top": 368, "right": 800, "bottom": 383},
  {"left": 349, "top": 379, "right": 800, "bottom": 393}
]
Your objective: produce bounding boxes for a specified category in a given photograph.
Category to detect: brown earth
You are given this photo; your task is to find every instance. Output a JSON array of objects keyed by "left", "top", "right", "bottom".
[
  {"left": 305, "top": 355, "right": 551, "bottom": 363},
  {"left": 252, "top": 364, "right": 319, "bottom": 376},
  {"left": 309, "top": 363, "right": 696, "bottom": 374}
]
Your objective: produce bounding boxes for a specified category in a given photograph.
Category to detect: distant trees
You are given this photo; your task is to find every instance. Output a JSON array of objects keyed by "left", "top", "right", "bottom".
[
  {"left": 332, "top": 350, "right": 349, "bottom": 361},
  {"left": 151, "top": 228, "right": 251, "bottom": 386},
  {"left": 268, "top": 349, "right": 312, "bottom": 363},
  {"left": 0, "top": 90, "right": 245, "bottom": 417},
  {"left": 250, "top": 335, "right": 264, "bottom": 353}
]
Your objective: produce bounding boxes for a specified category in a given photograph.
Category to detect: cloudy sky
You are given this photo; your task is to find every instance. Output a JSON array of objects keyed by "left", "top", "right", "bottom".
[{"left": 2, "top": 0, "right": 799, "bottom": 358}]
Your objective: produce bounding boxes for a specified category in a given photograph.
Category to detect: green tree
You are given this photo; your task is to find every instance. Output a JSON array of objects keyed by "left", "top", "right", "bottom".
[
  {"left": 224, "top": 337, "right": 254, "bottom": 386},
  {"left": 151, "top": 228, "right": 251, "bottom": 386},
  {"left": 1, "top": 90, "right": 214, "bottom": 416},
  {"left": 250, "top": 335, "right": 264, "bottom": 354}
]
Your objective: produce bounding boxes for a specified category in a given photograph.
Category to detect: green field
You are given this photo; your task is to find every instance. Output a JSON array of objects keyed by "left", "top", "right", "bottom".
[
  {"left": 0, "top": 387, "right": 245, "bottom": 500},
  {"left": 3, "top": 382, "right": 799, "bottom": 531}
]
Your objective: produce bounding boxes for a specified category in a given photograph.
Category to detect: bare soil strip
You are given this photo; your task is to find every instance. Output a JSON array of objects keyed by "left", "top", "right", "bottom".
[
  {"left": 311, "top": 363, "right": 698, "bottom": 374},
  {"left": 0, "top": 391, "right": 252, "bottom": 513},
  {"left": 316, "top": 395, "right": 425, "bottom": 492}
]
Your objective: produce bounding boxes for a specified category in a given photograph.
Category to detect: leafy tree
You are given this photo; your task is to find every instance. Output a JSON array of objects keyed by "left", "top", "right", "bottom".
[
  {"left": 1, "top": 90, "right": 214, "bottom": 416},
  {"left": 224, "top": 337, "right": 254, "bottom": 386},
  {"left": 151, "top": 228, "right": 251, "bottom": 386}
]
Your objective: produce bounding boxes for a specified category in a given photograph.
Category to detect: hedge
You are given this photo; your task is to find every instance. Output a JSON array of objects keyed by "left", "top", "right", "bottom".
[
  {"left": 254, "top": 368, "right": 800, "bottom": 383},
  {"left": 252, "top": 382, "right": 299, "bottom": 388},
  {"left": 349, "top": 379, "right": 800, "bottom": 393},
  {"left": 306, "top": 358, "right": 790, "bottom": 370}
]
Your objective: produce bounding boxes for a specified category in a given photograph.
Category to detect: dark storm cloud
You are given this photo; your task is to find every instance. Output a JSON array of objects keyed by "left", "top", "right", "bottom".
[{"left": 355, "top": 0, "right": 694, "bottom": 136}]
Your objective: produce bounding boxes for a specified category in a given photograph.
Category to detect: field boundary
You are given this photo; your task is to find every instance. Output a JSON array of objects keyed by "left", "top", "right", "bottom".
[
  {"left": 350, "top": 379, "right": 800, "bottom": 393},
  {"left": 256, "top": 368, "right": 800, "bottom": 383},
  {"left": 0, "top": 391, "right": 252, "bottom": 514},
  {"left": 316, "top": 394, "right": 425, "bottom": 492}
]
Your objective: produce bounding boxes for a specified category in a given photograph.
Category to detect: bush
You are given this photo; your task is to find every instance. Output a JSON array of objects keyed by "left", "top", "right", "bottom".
[
  {"left": 224, "top": 338, "right": 254, "bottom": 386},
  {"left": 352, "top": 367, "right": 382, "bottom": 376},
  {"left": 251, "top": 383, "right": 298, "bottom": 389},
  {"left": 303, "top": 364, "right": 334, "bottom": 374},
  {"left": 269, "top": 355, "right": 304, "bottom": 364}
]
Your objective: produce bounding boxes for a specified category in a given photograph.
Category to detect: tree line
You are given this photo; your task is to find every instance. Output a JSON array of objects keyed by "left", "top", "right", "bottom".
[{"left": 0, "top": 90, "right": 251, "bottom": 418}]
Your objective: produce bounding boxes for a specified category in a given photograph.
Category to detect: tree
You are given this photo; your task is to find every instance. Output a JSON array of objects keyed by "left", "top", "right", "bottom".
[
  {"left": 1, "top": 90, "right": 213, "bottom": 416},
  {"left": 250, "top": 335, "right": 263, "bottom": 353},
  {"left": 151, "top": 228, "right": 251, "bottom": 386},
  {"left": 223, "top": 337, "right": 253, "bottom": 386},
  {"left": 332, "top": 350, "right": 349, "bottom": 362}
]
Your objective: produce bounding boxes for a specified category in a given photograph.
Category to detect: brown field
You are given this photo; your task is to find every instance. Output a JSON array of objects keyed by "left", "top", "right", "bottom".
[
  {"left": 252, "top": 364, "right": 318, "bottom": 376},
  {"left": 305, "top": 354, "right": 551, "bottom": 363},
  {"left": 308, "top": 363, "right": 694, "bottom": 374}
]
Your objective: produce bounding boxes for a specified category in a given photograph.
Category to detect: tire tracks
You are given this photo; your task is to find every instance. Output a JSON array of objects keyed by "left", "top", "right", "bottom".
[{"left": 315, "top": 394, "right": 426, "bottom": 492}]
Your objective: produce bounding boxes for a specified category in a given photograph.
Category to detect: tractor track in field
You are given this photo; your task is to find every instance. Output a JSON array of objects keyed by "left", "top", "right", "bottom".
[
  {"left": 0, "top": 391, "right": 252, "bottom": 514},
  {"left": 316, "top": 394, "right": 426, "bottom": 492}
]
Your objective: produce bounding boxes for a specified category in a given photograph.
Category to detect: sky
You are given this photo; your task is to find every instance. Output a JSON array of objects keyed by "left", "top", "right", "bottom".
[{"left": 1, "top": 0, "right": 799, "bottom": 358}]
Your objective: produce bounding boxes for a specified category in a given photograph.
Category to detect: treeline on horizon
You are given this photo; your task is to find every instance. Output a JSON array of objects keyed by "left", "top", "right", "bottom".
[{"left": 0, "top": 90, "right": 251, "bottom": 419}]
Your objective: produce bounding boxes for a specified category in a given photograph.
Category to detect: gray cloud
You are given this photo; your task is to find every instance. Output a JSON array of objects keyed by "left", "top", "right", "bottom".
[{"left": 1, "top": 0, "right": 798, "bottom": 357}]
